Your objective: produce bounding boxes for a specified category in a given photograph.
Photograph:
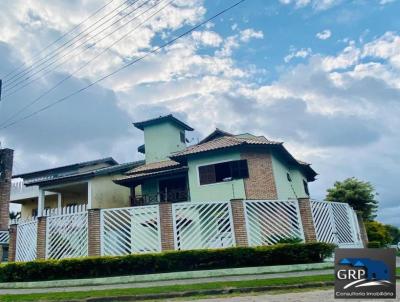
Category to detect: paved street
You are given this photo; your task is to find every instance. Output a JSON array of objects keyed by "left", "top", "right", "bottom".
[{"left": 187, "top": 285, "right": 400, "bottom": 302}]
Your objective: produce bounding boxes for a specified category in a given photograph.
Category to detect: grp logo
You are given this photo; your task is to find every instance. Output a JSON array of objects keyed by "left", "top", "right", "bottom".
[{"left": 335, "top": 249, "right": 396, "bottom": 299}]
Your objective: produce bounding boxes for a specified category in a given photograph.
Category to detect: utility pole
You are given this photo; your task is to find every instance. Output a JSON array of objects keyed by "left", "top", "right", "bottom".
[{"left": 0, "top": 148, "right": 13, "bottom": 230}]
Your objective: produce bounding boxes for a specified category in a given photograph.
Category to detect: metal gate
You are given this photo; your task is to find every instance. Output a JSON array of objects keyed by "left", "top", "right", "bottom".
[
  {"left": 172, "top": 201, "right": 235, "bottom": 250},
  {"left": 310, "top": 201, "right": 362, "bottom": 248},
  {"left": 244, "top": 200, "right": 304, "bottom": 246},
  {"left": 16, "top": 218, "right": 37, "bottom": 262},
  {"left": 46, "top": 210, "right": 88, "bottom": 259},
  {"left": 101, "top": 205, "right": 161, "bottom": 256}
]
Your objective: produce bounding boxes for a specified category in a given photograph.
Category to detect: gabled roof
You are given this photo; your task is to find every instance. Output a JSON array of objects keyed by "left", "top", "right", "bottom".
[
  {"left": 133, "top": 114, "right": 194, "bottom": 131},
  {"left": 126, "top": 160, "right": 181, "bottom": 175},
  {"left": 13, "top": 157, "right": 118, "bottom": 179},
  {"left": 23, "top": 160, "right": 145, "bottom": 186},
  {"left": 170, "top": 130, "right": 317, "bottom": 182},
  {"left": 114, "top": 166, "right": 188, "bottom": 186},
  {"left": 198, "top": 128, "right": 233, "bottom": 144},
  {"left": 170, "top": 135, "right": 281, "bottom": 160}
]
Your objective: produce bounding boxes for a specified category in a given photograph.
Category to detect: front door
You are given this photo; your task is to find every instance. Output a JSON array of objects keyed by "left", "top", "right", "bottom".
[{"left": 159, "top": 177, "right": 188, "bottom": 202}]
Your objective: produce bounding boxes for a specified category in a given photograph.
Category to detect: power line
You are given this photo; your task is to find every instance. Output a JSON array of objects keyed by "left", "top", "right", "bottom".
[
  {"left": 2, "top": 0, "right": 136, "bottom": 86},
  {"left": 2, "top": 0, "right": 151, "bottom": 98},
  {"left": 0, "top": 0, "right": 245, "bottom": 130},
  {"left": 0, "top": 0, "right": 169, "bottom": 128},
  {"left": 1, "top": 0, "right": 117, "bottom": 79}
]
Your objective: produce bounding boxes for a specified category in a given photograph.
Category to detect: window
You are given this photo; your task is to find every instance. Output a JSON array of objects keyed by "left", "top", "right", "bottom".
[
  {"left": 303, "top": 180, "right": 309, "bottom": 196},
  {"left": 198, "top": 160, "right": 249, "bottom": 185},
  {"left": 180, "top": 131, "right": 185, "bottom": 143}
]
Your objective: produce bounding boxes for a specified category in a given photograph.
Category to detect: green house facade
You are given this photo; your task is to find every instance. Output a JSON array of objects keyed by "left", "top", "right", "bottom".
[{"left": 115, "top": 115, "right": 317, "bottom": 204}]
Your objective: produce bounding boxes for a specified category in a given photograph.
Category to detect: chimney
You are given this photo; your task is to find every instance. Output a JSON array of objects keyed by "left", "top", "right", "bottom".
[{"left": 0, "top": 148, "right": 13, "bottom": 230}]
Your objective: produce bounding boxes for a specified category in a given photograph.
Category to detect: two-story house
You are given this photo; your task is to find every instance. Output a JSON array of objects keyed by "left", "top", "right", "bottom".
[{"left": 114, "top": 115, "right": 317, "bottom": 204}]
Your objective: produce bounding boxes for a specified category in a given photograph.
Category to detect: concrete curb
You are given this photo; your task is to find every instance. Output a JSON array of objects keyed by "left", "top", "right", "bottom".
[
  {"left": 0, "top": 262, "right": 333, "bottom": 289},
  {"left": 84, "top": 281, "right": 335, "bottom": 302}
]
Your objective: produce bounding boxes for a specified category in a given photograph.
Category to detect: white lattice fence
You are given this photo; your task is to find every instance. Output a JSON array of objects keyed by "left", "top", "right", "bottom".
[
  {"left": 310, "top": 201, "right": 337, "bottom": 244},
  {"left": 172, "top": 201, "right": 235, "bottom": 250},
  {"left": 310, "top": 201, "right": 362, "bottom": 248},
  {"left": 244, "top": 200, "right": 304, "bottom": 246},
  {"left": 16, "top": 218, "right": 37, "bottom": 262},
  {"left": 46, "top": 210, "right": 88, "bottom": 259},
  {"left": 0, "top": 231, "right": 9, "bottom": 244},
  {"left": 101, "top": 205, "right": 161, "bottom": 256}
]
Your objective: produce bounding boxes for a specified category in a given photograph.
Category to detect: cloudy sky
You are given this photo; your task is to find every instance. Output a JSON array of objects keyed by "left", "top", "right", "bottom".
[{"left": 0, "top": 0, "right": 399, "bottom": 226}]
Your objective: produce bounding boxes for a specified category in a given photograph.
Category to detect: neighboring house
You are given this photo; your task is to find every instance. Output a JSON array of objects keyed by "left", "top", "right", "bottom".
[
  {"left": 114, "top": 115, "right": 317, "bottom": 204},
  {"left": 11, "top": 158, "right": 143, "bottom": 219}
]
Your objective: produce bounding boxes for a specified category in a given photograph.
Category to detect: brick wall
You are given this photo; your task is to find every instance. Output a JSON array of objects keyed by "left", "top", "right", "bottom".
[
  {"left": 0, "top": 149, "right": 13, "bottom": 231},
  {"left": 241, "top": 151, "right": 278, "bottom": 200},
  {"left": 230, "top": 199, "right": 248, "bottom": 246},
  {"left": 8, "top": 224, "right": 17, "bottom": 262},
  {"left": 298, "top": 198, "right": 317, "bottom": 242},
  {"left": 159, "top": 203, "right": 175, "bottom": 251},
  {"left": 88, "top": 209, "right": 101, "bottom": 256},
  {"left": 37, "top": 216, "right": 47, "bottom": 260}
]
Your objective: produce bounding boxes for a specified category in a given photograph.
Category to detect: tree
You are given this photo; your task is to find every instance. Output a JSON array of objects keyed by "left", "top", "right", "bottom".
[
  {"left": 326, "top": 177, "right": 378, "bottom": 220},
  {"left": 385, "top": 224, "right": 400, "bottom": 244},
  {"left": 365, "top": 221, "right": 392, "bottom": 246}
]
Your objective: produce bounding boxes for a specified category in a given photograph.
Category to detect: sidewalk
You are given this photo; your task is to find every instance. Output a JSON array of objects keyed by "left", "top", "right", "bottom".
[{"left": 0, "top": 269, "right": 332, "bottom": 295}]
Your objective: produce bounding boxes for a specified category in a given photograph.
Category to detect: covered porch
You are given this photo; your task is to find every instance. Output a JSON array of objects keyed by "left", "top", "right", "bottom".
[
  {"left": 13, "top": 181, "right": 92, "bottom": 219},
  {"left": 116, "top": 166, "right": 190, "bottom": 206}
]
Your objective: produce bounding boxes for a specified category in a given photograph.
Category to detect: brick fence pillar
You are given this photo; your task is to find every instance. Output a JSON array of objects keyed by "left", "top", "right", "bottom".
[
  {"left": 356, "top": 211, "right": 368, "bottom": 247},
  {"left": 230, "top": 199, "right": 248, "bottom": 247},
  {"left": 8, "top": 224, "right": 17, "bottom": 262},
  {"left": 159, "top": 203, "right": 175, "bottom": 251},
  {"left": 0, "top": 148, "right": 13, "bottom": 231},
  {"left": 298, "top": 198, "right": 317, "bottom": 242},
  {"left": 88, "top": 209, "right": 101, "bottom": 257},
  {"left": 37, "top": 216, "right": 47, "bottom": 260}
]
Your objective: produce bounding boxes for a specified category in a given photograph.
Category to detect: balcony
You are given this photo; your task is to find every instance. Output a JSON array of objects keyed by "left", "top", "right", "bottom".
[
  {"left": 131, "top": 190, "right": 190, "bottom": 206},
  {"left": 10, "top": 179, "right": 57, "bottom": 203}
]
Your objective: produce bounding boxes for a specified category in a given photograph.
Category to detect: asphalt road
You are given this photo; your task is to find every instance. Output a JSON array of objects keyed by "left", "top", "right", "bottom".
[{"left": 189, "top": 285, "right": 400, "bottom": 302}]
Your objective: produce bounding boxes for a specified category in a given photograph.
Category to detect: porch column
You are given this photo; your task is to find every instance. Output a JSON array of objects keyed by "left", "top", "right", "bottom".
[
  {"left": 38, "top": 189, "right": 45, "bottom": 217},
  {"left": 230, "top": 199, "right": 249, "bottom": 247},
  {"left": 8, "top": 224, "right": 17, "bottom": 262},
  {"left": 87, "top": 181, "right": 92, "bottom": 209},
  {"left": 356, "top": 211, "right": 368, "bottom": 247},
  {"left": 57, "top": 193, "right": 62, "bottom": 210},
  {"left": 159, "top": 203, "right": 175, "bottom": 251},
  {"left": 37, "top": 216, "right": 47, "bottom": 260},
  {"left": 88, "top": 209, "right": 101, "bottom": 257},
  {"left": 297, "top": 198, "right": 317, "bottom": 242}
]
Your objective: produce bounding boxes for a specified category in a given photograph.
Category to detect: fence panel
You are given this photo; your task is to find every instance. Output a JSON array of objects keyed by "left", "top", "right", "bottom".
[
  {"left": 310, "top": 201, "right": 362, "bottom": 248},
  {"left": 46, "top": 210, "right": 88, "bottom": 259},
  {"left": 0, "top": 231, "right": 9, "bottom": 244},
  {"left": 172, "top": 201, "right": 235, "bottom": 250},
  {"left": 244, "top": 200, "right": 304, "bottom": 246},
  {"left": 101, "top": 205, "right": 161, "bottom": 256},
  {"left": 16, "top": 218, "right": 37, "bottom": 262}
]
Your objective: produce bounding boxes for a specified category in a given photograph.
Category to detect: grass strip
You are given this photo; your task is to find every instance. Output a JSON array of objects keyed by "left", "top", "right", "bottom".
[{"left": 0, "top": 274, "right": 334, "bottom": 302}]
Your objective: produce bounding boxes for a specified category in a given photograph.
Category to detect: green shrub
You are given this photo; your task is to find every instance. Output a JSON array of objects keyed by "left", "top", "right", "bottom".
[
  {"left": 0, "top": 243, "right": 334, "bottom": 283},
  {"left": 367, "top": 241, "right": 382, "bottom": 248},
  {"left": 277, "top": 237, "right": 303, "bottom": 244}
]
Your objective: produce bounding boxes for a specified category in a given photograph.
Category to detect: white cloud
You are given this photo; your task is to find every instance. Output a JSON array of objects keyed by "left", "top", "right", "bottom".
[
  {"left": 239, "top": 28, "right": 264, "bottom": 42},
  {"left": 316, "top": 29, "right": 332, "bottom": 40},
  {"left": 284, "top": 47, "right": 312, "bottom": 62},
  {"left": 0, "top": 0, "right": 399, "bottom": 227},
  {"left": 279, "top": 0, "right": 341, "bottom": 10}
]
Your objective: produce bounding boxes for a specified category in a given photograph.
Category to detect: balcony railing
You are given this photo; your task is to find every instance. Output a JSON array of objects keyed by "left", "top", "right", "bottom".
[{"left": 131, "top": 190, "right": 189, "bottom": 206}]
